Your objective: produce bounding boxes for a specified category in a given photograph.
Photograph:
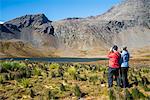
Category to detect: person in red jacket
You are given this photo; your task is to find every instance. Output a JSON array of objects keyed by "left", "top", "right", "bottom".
[{"left": 107, "top": 45, "right": 121, "bottom": 88}]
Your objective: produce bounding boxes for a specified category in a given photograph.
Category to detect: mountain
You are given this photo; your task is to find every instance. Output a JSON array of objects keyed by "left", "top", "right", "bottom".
[
  {"left": 0, "top": 14, "right": 57, "bottom": 48},
  {"left": 53, "top": 0, "right": 150, "bottom": 50},
  {"left": 0, "top": 14, "right": 59, "bottom": 57},
  {"left": 0, "top": 0, "right": 150, "bottom": 57}
]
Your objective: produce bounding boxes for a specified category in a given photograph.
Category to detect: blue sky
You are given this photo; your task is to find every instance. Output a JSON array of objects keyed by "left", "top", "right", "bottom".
[{"left": 0, "top": 0, "right": 122, "bottom": 22}]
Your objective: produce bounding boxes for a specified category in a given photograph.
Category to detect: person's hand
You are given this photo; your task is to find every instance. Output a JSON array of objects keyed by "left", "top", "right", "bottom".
[{"left": 110, "top": 47, "right": 113, "bottom": 52}]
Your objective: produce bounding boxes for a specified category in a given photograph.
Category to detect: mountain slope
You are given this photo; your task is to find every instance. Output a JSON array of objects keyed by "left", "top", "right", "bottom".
[
  {"left": 0, "top": 14, "right": 59, "bottom": 57},
  {"left": 97, "top": 0, "right": 150, "bottom": 21},
  {"left": 0, "top": 14, "right": 58, "bottom": 48},
  {"left": 0, "top": 0, "right": 150, "bottom": 57},
  {"left": 53, "top": 0, "right": 150, "bottom": 51},
  {"left": 0, "top": 40, "right": 58, "bottom": 58}
]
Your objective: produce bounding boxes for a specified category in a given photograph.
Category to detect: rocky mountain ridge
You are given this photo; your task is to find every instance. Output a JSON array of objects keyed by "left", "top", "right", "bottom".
[
  {"left": 0, "top": 14, "right": 57, "bottom": 48},
  {"left": 0, "top": 0, "right": 150, "bottom": 57}
]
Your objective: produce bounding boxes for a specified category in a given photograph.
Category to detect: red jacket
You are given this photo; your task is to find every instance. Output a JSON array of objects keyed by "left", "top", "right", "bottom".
[{"left": 107, "top": 51, "right": 120, "bottom": 68}]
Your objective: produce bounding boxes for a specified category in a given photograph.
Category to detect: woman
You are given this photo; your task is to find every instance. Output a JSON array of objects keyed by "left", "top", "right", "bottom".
[
  {"left": 120, "top": 46, "right": 130, "bottom": 88},
  {"left": 107, "top": 45, "right": 121, "bottom": 88}
]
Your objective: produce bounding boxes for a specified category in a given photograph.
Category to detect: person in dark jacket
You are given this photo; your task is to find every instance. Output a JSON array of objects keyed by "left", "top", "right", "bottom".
[
  {"left": 120, "top": 46, "right": 130, "bottom": 88},
  {"left": 107, "top": 45, "right": 121, "bottom": 88}
]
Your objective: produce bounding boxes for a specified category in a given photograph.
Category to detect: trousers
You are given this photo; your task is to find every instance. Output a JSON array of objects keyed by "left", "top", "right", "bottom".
[
  {"left": 108, "top": 67, "right": 121, "bottom": 88},
  {"left": 121, "top": 67, "right": 129, "bottom": 88}
]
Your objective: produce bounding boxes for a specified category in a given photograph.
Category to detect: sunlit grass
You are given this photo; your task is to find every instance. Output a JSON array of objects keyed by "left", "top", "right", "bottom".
[{"left": 0, "top": 60, "right": 149, "bottom": 99}]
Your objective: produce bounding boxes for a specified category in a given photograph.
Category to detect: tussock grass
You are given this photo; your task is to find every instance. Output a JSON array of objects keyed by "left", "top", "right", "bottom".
[{"left": 0, "top": 60, "right": 149, "bottom": 99}]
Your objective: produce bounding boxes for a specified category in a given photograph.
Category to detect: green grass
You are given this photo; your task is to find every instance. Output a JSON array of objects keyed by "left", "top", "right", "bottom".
[
  {"left": 0, "top": 75, "right": 5, "bottom": 84},
  {"left": 0, "top": 60, "right": 150, "bottom": 99},
  {"left": 0, "top": 61, "right": 26, "bottom": 72},
  {"left": 19, "top": 78, "right": 30, "bottom": 88}
]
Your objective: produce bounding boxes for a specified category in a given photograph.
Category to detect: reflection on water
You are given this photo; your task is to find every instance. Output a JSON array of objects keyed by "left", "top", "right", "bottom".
[{"left": 0, "top": 57, "right": 108, "bottom": 62}]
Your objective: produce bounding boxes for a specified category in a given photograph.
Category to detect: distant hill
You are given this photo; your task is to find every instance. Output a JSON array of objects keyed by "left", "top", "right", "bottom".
[{"left": 0, "top": 0, "right": 150, "bottom": 57}]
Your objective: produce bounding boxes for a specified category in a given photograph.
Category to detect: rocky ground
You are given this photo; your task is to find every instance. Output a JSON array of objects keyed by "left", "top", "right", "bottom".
[{"left": 0, "top": 59, "right": 149, "bottom": 100}]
